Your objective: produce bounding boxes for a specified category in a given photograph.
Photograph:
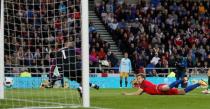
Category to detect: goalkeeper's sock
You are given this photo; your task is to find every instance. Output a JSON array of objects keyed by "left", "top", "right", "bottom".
[
  {"left": 125, "top": 80, "right": 128, "bottom": 87},
  {"left": 169, "top": 80, "right": 182, "bottom": 88},
  {"left": 120, "top": 79, "right": 122, "bottom": 87},
  {"left": 184, "top": 83, "right": 200, "bottom": 93}
]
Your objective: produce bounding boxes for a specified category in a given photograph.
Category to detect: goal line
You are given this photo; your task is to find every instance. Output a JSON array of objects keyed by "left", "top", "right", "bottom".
[{"left": 7, "top": 98, "right": 109, "bottom": 109}]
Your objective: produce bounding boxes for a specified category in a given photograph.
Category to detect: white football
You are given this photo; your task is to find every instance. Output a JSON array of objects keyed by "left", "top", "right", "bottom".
[{"left": 4, "top": 77, "right": 13, "bottom": 88}]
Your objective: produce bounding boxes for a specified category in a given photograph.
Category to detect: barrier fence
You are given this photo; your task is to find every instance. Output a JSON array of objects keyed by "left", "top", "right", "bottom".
[
  {"left": 3, "top": 66, "right": 209, "bottom": 88},
  {"left": 4, "top": 66, "right": 210, "bottom": 77}
]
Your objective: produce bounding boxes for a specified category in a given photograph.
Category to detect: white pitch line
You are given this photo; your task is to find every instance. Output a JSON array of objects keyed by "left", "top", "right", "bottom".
[
  {"left": 7, "top": 98, "right": 110, "bottom": 109},
  {"left": 11, "top": 106, "right": 110, "bottom": 109},
  {"left": 6, "top": 98, "right": 75, "bottom": 106},
  {"left": 10, "top": 106, "right": 65, "bottom": 109},
  {"left": 12, "top": 106, "right": 110, "bottom": 109}
]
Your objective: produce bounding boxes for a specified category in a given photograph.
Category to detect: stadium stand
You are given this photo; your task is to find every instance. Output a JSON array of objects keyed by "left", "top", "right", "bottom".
[
  {"left": 4, "top": 0, "right": 210, "bottom": 75},
  {"left": 96, "top": 0, "right": 210, "bottom": 74},
  {"left": 4, "top": 0, "right": 113, "bottom": 75}
]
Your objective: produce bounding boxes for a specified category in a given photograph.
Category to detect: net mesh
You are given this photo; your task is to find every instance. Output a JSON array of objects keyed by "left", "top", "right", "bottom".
[{"left": 2, "top": 0, "right": 82, "bottom": 108}]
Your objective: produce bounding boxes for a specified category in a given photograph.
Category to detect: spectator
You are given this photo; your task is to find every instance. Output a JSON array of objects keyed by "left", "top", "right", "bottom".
[
  {"left": 54, "top": 17, "right": 61, "bottom": 30},
  {"left": 59, "top": 2, "right": 67, "bottom": 14},
  {"left": 96, "top": 0, "right": 210, "bottom": 73},
  {"left": 198, "top": 3, "right": 206, "bottom": 15},
  {"left": 151, "top": 69, "right": 158, "bottom": 77},
  {"left": 109, "top": 19, "right": 118, "bottom": 31},
  {"left": 145, "top": 62, "right": 155, "bottom": 76},
  {"left": 107, "top": 51, "right": 118, "bottom": 67},
  {"left": 24, "top": 49, "right": 33, "bottom": 66},
  {"left": 98, "top": 48, "right": 106, "bottom": 60},
  {"left": 150, "top": 53, "right": 160, "bottom": 65},
  {"left": 90, "top": 48, "right": 98, "bottom": 59},
  {"left": 5, "top": 0, "right": 113, "bottom": 76}
]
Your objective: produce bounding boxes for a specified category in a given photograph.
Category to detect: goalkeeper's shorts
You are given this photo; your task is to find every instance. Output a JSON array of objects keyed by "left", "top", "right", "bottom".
[{"left": 120, "top": 72, "right": 129, "bottom": 78}]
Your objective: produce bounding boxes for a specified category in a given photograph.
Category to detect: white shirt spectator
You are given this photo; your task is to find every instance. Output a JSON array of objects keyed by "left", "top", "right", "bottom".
[
  {"left": 109, "top": 22, "right": 118, "bottom": 30},
  {"left": 150, "top": 55, "right": 160, "bottom": 65},
  {"left": 128, "top": 33, "right": 134, "bottom": 43},
  {"left": 117, "top": 0, "right": 124, "bottom": 5}
]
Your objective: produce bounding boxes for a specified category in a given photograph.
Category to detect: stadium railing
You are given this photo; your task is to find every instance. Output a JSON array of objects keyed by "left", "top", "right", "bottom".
[
  {"left": 89, "top": 67, "right": 209, "bottom": 77},
  {"left": 4, "top": 66, "right": 209, "bottom": 77}
]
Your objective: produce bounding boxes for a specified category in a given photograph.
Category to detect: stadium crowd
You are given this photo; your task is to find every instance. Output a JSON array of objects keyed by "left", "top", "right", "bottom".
[
  {"left": 4, "top": 0, "right": 113, "bottom": 75},
  {"left": 3, "top": 0, "right": 210, "bottom": 76},
  {"left": 96, "top": 0, "right": 210, "bottom": 75}
]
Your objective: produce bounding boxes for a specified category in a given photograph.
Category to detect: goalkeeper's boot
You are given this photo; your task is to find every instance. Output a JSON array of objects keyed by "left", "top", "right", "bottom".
[{"left": 198, "top": 80, "right": 208, "bottom": 86}]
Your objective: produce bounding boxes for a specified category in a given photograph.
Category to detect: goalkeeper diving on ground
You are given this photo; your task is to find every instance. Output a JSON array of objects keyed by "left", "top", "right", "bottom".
[
  {"left": 41, "top": 42, "right": 99, "bottom": 97},
  {"left": 123, "top": 74, "right": 207, "bottom": 95}
]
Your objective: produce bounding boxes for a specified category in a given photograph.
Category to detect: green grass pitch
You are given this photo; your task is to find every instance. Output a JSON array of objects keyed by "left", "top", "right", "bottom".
[{"left": 0, "top": 88, "right": 210, "bottom": 109}]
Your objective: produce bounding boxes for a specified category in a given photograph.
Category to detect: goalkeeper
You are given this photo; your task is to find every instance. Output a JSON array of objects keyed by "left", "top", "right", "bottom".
[
  {"left": 119, "top": 52, "right": 132, "bottom": 88},
  {"left": 42, "top": 45, "right": 79, "bottom": 88},
  {"left": 57, "top": 42, "right": 99, "bottom": 97}
]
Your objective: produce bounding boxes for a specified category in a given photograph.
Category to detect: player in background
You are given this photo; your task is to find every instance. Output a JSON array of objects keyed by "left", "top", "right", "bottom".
[
  {"left": 175, "top": 57, "right": 188, "bottom": 88},
  {"left": 119, "top": 52, "right": 132, "bottom": 88},
  {"left": 123, "top": 74, "right": 207, "bottom": 95},
  {"left": 202, "top": 68, "right": 210, "bottom": 94}
]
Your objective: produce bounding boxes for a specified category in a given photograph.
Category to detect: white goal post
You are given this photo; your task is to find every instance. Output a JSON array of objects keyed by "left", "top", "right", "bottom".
[
  {"left": 81, "top": 0, "right": 90, "bottom": 107},
  {"left": 0, "top": 0, "right": 5, "bottom": 100}
]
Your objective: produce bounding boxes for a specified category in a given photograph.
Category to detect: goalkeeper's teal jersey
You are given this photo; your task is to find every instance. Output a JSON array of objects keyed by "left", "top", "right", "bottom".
[{"left": 119, "top": 58, "right": 132, "bottom": 73}]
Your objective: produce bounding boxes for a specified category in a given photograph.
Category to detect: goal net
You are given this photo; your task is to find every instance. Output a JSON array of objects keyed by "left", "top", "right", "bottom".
[{"left": 1, "top": 0, "right": 89, "bottom": 108}]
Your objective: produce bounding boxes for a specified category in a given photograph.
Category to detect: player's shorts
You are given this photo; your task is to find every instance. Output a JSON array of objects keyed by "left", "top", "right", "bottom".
[
  {"left": 157, "top": 84, "right": 179, "bottom": 95},
  {"left": 120, "top": 72, "right": 129, "bottom": 78}
]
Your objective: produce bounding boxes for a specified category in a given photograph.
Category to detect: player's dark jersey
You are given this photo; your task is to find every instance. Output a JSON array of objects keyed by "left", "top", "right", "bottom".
[{"left": 56, "top": 47, "right": 76, "bottom": 78}]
